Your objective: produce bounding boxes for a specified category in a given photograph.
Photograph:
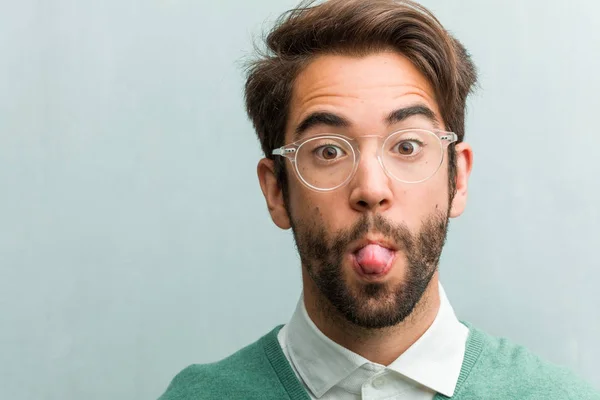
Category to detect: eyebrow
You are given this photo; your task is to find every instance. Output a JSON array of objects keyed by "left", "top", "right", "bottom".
[
  {"left": 293, "top": 104, "right": 439, "bottom": 142},
  {"left": 385, "top": 105, "right": 439, "bottom": 128},
  {"left": 294, "top": 112, "right": 351, "bottom": 141}
]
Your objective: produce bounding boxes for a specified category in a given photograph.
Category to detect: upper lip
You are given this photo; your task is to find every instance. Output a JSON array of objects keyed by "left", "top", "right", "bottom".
[{"left": 349, "top": 237, "right": 398, "bottom": 254}]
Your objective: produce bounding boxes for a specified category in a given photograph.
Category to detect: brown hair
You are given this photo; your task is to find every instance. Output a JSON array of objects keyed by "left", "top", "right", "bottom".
[{"left": 244, "top": 0, "right": 477, "bottom": 201}]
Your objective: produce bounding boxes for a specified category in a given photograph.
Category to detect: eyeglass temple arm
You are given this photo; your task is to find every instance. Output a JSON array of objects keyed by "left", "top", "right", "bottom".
[
  {"left": 440, "top": 133, "right": 458, "bottom": 143},
  {"left": 272, "top": 147, "right": 296, "bottom": 159}
]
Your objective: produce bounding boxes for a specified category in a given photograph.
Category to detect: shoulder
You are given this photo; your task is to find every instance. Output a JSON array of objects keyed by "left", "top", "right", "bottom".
[
  {"left": 456, "top": 324, "right": 599, "bottom": 400},
  {"left": 158, "top": 326, "right": 290, "bottom": 400}
]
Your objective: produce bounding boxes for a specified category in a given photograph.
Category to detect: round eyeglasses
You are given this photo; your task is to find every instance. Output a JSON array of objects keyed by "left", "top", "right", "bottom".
[{"left": 272, "top": 129, "right": 457, "bottom": 192}]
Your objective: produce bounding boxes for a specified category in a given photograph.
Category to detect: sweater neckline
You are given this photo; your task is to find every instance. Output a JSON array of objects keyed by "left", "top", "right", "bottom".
[
  {"left": 434, "top": 321, "right": 485, "bottom": 399},
  {"left": 261, "top": 321, "right": 485, "bottom": 400},
  {"left": 261, "top": 325, "right": 311, "bottom": 400}
]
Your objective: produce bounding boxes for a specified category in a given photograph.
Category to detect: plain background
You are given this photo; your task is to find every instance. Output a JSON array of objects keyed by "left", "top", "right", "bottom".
[{"left": 1, "top": 0, "right": 599, "bottom": 399}]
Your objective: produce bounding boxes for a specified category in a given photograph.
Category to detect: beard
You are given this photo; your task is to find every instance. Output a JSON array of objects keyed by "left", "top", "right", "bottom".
[{"left": 290, "top": 211, "right": 449, "bottom": 329}]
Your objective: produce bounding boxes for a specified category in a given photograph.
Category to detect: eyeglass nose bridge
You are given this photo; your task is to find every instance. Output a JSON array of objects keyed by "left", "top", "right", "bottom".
[{"left": 345, "top": 135, "right": 391, "bottom": 184}]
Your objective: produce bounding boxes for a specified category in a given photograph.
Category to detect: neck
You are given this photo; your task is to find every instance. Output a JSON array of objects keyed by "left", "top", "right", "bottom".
[{"left": 302, "top": 271, "right": 441, "bottom": 366}]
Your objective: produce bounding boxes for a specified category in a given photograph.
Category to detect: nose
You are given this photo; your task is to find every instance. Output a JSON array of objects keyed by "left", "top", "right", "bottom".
[{"left": 348, "top": 150, "right": 393, "bottom": 213}]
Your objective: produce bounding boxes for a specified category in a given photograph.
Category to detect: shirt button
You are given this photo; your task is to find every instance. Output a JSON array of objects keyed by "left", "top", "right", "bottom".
[{"left": 372, "top": 376, "right": 386, "bottom": 389}]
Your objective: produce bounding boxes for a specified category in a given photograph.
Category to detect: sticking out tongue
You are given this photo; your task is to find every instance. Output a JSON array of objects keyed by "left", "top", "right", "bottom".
[{"left": 355, "top": 244, "right": 394, "bottom": 274}]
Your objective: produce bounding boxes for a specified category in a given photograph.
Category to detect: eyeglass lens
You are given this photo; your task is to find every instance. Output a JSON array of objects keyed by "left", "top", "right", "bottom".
[{"left": 294, "top": 130, "right": 444, "bottom": 190}]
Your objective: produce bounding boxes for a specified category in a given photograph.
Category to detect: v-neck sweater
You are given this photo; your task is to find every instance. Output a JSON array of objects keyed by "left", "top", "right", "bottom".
[{"left": 159, "top": 322, "right": 599, "bottom": 400}]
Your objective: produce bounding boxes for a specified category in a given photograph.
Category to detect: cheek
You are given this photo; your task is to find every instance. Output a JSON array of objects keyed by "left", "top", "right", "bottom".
[
  {"left": 287, "top": 180, "right": 324, "bottom": 221},
  {"left": 289, "top": 184, "right": 351, "bottom": 231},
  {"left": 392, "top": 179, "right": 449, "bottom": 222},
  {"left": 422, "top": 164, "right": 450, "bottom": 207},
  {"left": 420, "top": 181, "right": 448, "bottom": 210}
]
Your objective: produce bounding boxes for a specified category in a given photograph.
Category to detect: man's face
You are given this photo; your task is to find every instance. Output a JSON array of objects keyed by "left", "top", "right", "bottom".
[{"left": 259, "top": 51, "right": 471, "bottom": 328}]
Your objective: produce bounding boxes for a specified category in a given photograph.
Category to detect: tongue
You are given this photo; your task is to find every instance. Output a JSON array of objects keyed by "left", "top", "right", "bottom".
[{"left": 355, "top": 244, "right": 394, "bottom": 274}]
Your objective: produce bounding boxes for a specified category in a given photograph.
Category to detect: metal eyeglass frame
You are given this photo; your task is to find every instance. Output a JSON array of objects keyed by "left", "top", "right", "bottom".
[{"left": 272, "top": 128, "right": 458, "bottom": 192}]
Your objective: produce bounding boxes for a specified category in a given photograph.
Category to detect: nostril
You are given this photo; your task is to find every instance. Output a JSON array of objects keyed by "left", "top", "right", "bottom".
[{"left": 357, "top": 200, "right": 369, "bottom": 209}]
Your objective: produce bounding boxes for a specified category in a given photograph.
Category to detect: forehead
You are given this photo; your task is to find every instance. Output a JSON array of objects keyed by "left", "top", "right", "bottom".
[{"left": 287, "top": 51, "right": 441, "bottom": 139}]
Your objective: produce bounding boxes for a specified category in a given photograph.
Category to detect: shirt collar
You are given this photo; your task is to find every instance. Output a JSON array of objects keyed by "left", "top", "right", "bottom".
[{"left": 285, "top": 283, "right": 468, "bottom": 398}]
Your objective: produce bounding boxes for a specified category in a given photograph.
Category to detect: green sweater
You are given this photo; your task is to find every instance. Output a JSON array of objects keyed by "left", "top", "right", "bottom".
[{"left": 159, "top": 323, "right": 599, "bottom": 399}]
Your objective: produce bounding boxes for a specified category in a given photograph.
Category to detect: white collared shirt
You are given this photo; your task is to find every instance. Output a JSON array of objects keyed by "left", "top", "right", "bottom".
[{"left": 277, "top": 283, "right": 468, "bottom": 399}]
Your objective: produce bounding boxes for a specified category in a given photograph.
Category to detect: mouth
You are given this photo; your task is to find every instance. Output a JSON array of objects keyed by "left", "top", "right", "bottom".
[{"left": 349, "top": 239, "right": 398, "bottom": 280}]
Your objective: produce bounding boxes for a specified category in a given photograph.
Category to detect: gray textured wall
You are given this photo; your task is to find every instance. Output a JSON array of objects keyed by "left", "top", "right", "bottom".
[{"left": 1, "top": 1, "right": 598, "bottom": 399}]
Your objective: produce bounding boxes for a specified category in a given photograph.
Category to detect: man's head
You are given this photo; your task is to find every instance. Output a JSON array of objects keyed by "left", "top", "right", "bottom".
[{"left": 245, "top": 0, "right": 477, "bottom": 329}]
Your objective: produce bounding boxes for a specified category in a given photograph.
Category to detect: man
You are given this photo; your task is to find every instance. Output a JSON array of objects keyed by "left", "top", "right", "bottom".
[{"left": 159, "top": 0, "right": 599, "bottom": 399}]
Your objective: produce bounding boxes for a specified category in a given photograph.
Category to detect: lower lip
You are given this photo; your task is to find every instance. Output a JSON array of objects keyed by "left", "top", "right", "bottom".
[{"left": 350, "top": 252, "right": 396, "bottom": 281}]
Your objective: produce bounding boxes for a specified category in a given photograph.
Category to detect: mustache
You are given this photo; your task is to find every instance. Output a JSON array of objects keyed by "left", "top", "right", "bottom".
[{"left": 331, "top": 214, "right": 413, "bottom": 254}]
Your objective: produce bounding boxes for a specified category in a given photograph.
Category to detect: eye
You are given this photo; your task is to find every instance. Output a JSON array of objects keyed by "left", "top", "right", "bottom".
[
  {"left": 393, "top": 140, "right": 423, "bottom": 156},
  {"left": 314, "top": 144, "right": 346, "bottom": 160}
]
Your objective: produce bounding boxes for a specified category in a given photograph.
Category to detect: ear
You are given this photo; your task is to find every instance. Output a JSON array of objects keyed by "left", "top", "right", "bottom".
[
  {"left": 257, "top": 158, "right": 291, "bottom": 230},
  {"left": 449, "top": 142, "right": 473, "bottom": 218}
]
